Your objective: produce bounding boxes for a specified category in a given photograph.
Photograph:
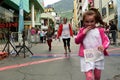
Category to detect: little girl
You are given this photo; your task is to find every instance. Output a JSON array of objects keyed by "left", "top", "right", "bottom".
[
  {"left": 75, "top": 10, "right": 110, "bottom": 80},
  {"left": 46, "top": 26, "right": 54, "bottom": 51}
]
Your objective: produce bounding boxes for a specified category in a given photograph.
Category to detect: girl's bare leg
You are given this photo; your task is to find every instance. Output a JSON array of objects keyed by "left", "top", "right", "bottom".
[
  {"left": 94, "top": 68, "right": 101, "bottom": 80},
  {"left": 85, "top": 70, "right": 94, "bottom": 80}
]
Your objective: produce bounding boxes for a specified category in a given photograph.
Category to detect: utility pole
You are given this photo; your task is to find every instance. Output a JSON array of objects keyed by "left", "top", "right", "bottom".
[
  {"left": 99, "top": 0, "right": 102, "bottom": 16},
  {"left": 99, "top": 0, "right": 102, "bottom": 17}
]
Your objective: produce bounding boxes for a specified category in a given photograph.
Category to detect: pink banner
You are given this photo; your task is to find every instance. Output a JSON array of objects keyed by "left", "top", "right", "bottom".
[
  {"left": 88, "top": 0, "right": 94, "bottom": 7},
  {"left": 88, "top": 0, "right": 93, "bottom": 3}
]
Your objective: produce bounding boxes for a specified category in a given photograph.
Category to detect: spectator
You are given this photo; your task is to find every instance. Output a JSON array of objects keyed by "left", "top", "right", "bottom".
[
  {"left": 30, "top": 27, "right": 36, "bottom": 35},
  {"left": 109, "top": 20, "right": 118, "bottom": 45}
]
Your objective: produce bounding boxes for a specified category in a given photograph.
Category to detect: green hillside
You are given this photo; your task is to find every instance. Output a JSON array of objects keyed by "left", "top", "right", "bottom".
[
  {"left": 53, "top": 0, "right": 73, "bottom": 19},
  {"left": 60, "top": 11, "right": 73, "bottom": 19}
]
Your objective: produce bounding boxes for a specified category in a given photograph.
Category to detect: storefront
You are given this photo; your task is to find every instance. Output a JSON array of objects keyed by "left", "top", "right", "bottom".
[
  {"left": 0, "top": 0, "right": 30, "bottom": 32},
  {"left": 40, "top": 13, "right": 55, "bottom": 30}
]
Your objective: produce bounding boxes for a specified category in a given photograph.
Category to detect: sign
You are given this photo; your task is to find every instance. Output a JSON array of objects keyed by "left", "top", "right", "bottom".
[
  {"left": 44, "top": 8, "right": 54, "bottom": 12},
  {"left": 88, "top": 0, "right": 94, "bottom": 8},
  {"left": 0, "top": 22, "right": 18, "bottom": 28},
  {"left": 84, "top": 48, "right": 104, "bottom": 62}
]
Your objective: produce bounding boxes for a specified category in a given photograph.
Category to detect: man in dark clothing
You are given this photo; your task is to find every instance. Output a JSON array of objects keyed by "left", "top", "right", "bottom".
[{"left": 109, "top": 21, "right": 118, "bottom": 45}]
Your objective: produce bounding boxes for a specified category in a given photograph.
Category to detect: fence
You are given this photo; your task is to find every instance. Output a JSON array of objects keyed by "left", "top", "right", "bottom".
[{"left": 0, "top": 32, "right": 7, "bottom": 51}]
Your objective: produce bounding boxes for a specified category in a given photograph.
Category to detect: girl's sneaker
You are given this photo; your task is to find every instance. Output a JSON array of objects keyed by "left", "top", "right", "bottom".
[{"left": 68, "top": 53, "right": 70, "bottom": 58}]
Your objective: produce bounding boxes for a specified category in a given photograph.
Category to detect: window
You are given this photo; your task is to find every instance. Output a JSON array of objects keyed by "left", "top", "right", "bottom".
[{"left": 102, "top": 7, "right": 106, "bottom": 18}]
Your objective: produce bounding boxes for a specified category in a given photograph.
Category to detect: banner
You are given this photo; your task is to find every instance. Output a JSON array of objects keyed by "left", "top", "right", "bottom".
[
  {"left": 117, "top": 0, "right": 120, "bottom": 31},
  {"left": 18, "top": 0, "right": 24, "bottom": 33},
  {"left": 88, "top": 0, "right": 94, "bottom": 8},
  {"left": 0, "top": 22, "right": 18, "bottom": 28}
]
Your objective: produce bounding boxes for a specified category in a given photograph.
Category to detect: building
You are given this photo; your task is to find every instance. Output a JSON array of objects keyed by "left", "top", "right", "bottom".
[
  {"left": 73, "top": 0, "right": 83, "bottom": 30},
  {"left": 24, "top": 0, "right": 44, "bottom": 30},
  {"left": 40, "top": 5, "right": 56, "bottom": 30},
  {"left": 0, "top": 0, "right": 44, "bottom": 32},
  {"left": 93, "top": 0, "right": 117, "bottom": 24},
  {"left": 80, "top": 0, "right": 118, "bottom": 27},
  {"left": 75, "top": 0, "right": 120, "bottom": 38}
]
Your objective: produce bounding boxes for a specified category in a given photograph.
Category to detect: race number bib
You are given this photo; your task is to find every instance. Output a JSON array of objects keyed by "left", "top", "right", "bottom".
[
  {"left": 84, "top": 48, "right": 104, "bottom": 62},
  {"left": 63, "top": 31, "right": 69, "bottom": 37}
]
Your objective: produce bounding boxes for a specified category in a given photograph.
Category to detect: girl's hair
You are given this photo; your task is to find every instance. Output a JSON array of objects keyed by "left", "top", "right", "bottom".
[
  {"left": 89, "top": 8, "right": 104, "bottom": 25},
  {"left": 63, "top": 17, "right": 67, "bottom": 21},
  {"left": 82, "top": 10, "right": 96, "bottom": 23}
]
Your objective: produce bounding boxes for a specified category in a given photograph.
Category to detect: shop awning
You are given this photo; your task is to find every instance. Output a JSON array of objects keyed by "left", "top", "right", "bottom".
[{"left": 4, "top": 0, "right": 29, "bottom": 13}]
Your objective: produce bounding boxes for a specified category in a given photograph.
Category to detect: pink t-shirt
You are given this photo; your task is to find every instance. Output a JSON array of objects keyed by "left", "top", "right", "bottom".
[{"left": 31, "top": 29, "right": 36, "bottom": 35}]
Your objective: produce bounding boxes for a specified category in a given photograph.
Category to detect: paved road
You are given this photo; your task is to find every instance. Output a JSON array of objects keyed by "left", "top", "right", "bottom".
[{"left": 0, "top": 38, "right": 120, "bottom": 80}]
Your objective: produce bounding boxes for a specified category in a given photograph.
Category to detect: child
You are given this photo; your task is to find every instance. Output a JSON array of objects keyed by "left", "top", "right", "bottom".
[
  {"left": 75, "top": 10, "right": 110, "bottom": 80},
  {"left": 46, "top": 26, "right": 54, "bottom": 51}
]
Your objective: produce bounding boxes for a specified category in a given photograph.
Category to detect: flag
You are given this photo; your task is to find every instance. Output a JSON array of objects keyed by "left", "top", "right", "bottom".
[
  {"left": 18, "top": 0, "right": 24, "bottom": 33},
  {"left": 117, "top": 0, "right": 120, "bottom": 31}
]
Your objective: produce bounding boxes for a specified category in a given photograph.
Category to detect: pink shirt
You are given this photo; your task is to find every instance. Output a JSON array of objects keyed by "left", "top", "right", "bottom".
[
  {"left": 31, "top": 29, "right": 36, "bottom": 35},
  {"left": 75, "top": 27, "right": 110, "bottom": 57}
]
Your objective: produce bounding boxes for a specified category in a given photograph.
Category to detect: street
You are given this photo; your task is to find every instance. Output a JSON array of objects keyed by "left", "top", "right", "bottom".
[{"left": 0, "top": 37, "right": 120, "bottom": 80}]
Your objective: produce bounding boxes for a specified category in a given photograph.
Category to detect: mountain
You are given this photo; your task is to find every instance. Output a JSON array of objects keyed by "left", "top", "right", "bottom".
[
  {"left": 53, "top": 0, "right": 73, "bottom": 12},
  {"left": 52, "top": 0, "right": 74, "bottom": 19}
]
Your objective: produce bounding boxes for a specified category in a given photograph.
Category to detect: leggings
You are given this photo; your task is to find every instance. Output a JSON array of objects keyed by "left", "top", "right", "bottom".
[
  {"left": 47, "top": 39, "right": 52, "bottom": 48},
  {"left": 62, "top": 38, "right": 70, "bottom": 47},
  {"left": 85, "top": 68, "right": 101, "bottom": 80}
]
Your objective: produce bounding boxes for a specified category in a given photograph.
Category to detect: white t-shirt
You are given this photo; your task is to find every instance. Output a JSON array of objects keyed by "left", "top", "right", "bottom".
[
  {"left": 83, "top": 28, "right": 102, "bottom": 49},
  {"left": 61, "top": 23, "right": 70, "bottom": 39}
]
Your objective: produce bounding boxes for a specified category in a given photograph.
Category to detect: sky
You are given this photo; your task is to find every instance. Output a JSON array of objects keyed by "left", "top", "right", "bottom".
[{"left": 44, "top": 0, "right": 61, "bottom": 7}]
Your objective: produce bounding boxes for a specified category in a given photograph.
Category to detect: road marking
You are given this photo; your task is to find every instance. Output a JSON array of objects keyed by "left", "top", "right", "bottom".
[
  {"left": 0, "top": 48, "right": 120, "bottom": 71},
  {"left": 0, "top": 57, "right": 64, "bottom": 71},
  {"left": 108, "top": 48, "right": 120, "bottom": 52},
  {"left": 108, "top": 48, "right": 120, "bottom": 56},
  {"left": 109, "top": 53, "right": 120, "bottom": 56}
]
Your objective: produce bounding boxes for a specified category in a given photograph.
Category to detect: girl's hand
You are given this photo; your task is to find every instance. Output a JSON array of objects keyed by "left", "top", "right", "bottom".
[
  {"left": 98, "top": 45, "right": 104, "bottom": 52},
  {"left": 84, "top": 26, "right": 95, "bottom": 34}
]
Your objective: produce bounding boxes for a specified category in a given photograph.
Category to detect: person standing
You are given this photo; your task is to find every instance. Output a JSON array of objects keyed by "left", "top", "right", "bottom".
[
  {"left": 39, "top": 30, "right": 44, "bottom": 43},
  {"left": 30, "top": 27, "right": 36, "bottom": 43},
  {"left": 109, "top": 20, "right": 118, "bottom": 45},
  {"left": 75, "top": 10, "right": 110, "bottom": 80},
  {"left": 57, "top": 18, "right": 73, "bottom": 57},
  {"left": 30, "top": 27, "right": 36, "bottom": 35}
]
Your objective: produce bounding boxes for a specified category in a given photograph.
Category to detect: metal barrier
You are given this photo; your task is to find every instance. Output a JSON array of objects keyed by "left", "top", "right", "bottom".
[
  {"left": 0, "top": 32, "right": 7, "bottom": 51},
  {"left": 10, "top": 32, "right": 34, "bottom": 56}
]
